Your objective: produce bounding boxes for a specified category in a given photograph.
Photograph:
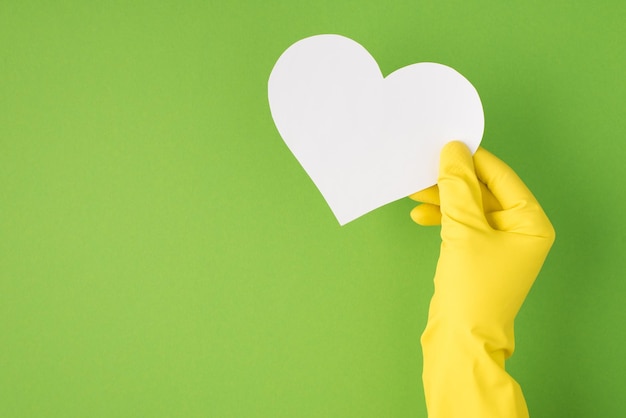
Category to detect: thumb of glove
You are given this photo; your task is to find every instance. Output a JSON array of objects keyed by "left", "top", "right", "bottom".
[{"left": 437, "top": 141, "right": 488, "bottom": 234}]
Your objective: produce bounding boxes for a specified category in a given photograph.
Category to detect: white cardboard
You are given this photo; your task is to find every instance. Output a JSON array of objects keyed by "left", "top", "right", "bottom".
[{"left": 268, "top": 34, "right": 484, "bottom": 225}]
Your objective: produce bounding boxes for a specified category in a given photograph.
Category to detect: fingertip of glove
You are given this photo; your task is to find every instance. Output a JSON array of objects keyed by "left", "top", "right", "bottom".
[
  {"left": 409, "top": 185, "right": 440, "bottom": 204},
  {"left": 410, "top": 204, "right": 442, "bottom": 226},
  {"left": 438, "top": 141, "right": 475, "bottom": 182},
  {"left": 441, "top": 141, "right": 471, "bottom": 157},
  {"left": 410, "top": 208, "right": 427, "bottom": 225},
  {"left": 443, "top": 140, "right": 469, "bottom": 149}
]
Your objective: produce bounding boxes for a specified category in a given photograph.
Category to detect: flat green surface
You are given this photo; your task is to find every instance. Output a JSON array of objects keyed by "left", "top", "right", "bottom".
[{"left": 2, "top": 1, "right": 625, "bottom": 417}]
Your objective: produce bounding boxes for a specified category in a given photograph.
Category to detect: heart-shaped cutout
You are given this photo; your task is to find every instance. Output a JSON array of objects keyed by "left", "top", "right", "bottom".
[{"left": 268, "top": 34, "right": 484, "bottom": 225}]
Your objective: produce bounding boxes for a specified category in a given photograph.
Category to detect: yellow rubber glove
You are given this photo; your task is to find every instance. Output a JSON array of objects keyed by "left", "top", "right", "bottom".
[{"left": 410, "top": 142, "right": 555, "bottom": 418}]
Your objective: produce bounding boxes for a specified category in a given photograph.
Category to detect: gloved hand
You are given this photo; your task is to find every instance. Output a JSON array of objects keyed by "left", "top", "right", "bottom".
[{"left": 410, "top": 141, "right": 555, "bottom": 418}]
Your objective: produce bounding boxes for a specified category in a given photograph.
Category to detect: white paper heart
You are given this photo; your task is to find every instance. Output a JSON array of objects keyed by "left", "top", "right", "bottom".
[{"left": 268, "top": 34, "right": 484, "bottom": 225}]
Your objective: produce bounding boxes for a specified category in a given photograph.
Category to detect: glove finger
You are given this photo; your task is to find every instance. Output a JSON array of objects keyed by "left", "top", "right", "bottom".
[
  {"left": 409, "top": 185, "right": 440, "bottom": 204},
  {"left": 473, "top": 148, "right": 554, "bottom": 238},
  {"left": 473, "top": 147, "right": 537, "bottom": 209},
  {"left": 480, "top": 181, "right": 502, "bottom": 214},
  {"left": 485, "top": 208, "right": 546, "bottom": 233},
  {"left": 438, "top": 141, "right": 487, "bottom": 229},
  {"left": 411, "top": 183, "right": 498, "bottom": 209},
  {"left": 413, "top": 182, "right": 501, "bottom": 228},
  {"left": 410, "top": 203, "right": 442, "bottom": 226}
]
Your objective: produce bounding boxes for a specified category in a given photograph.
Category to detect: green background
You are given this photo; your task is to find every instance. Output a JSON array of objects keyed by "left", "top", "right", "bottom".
[{"left": 1, "top": 1, "right": 625, "bottom": 417}]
